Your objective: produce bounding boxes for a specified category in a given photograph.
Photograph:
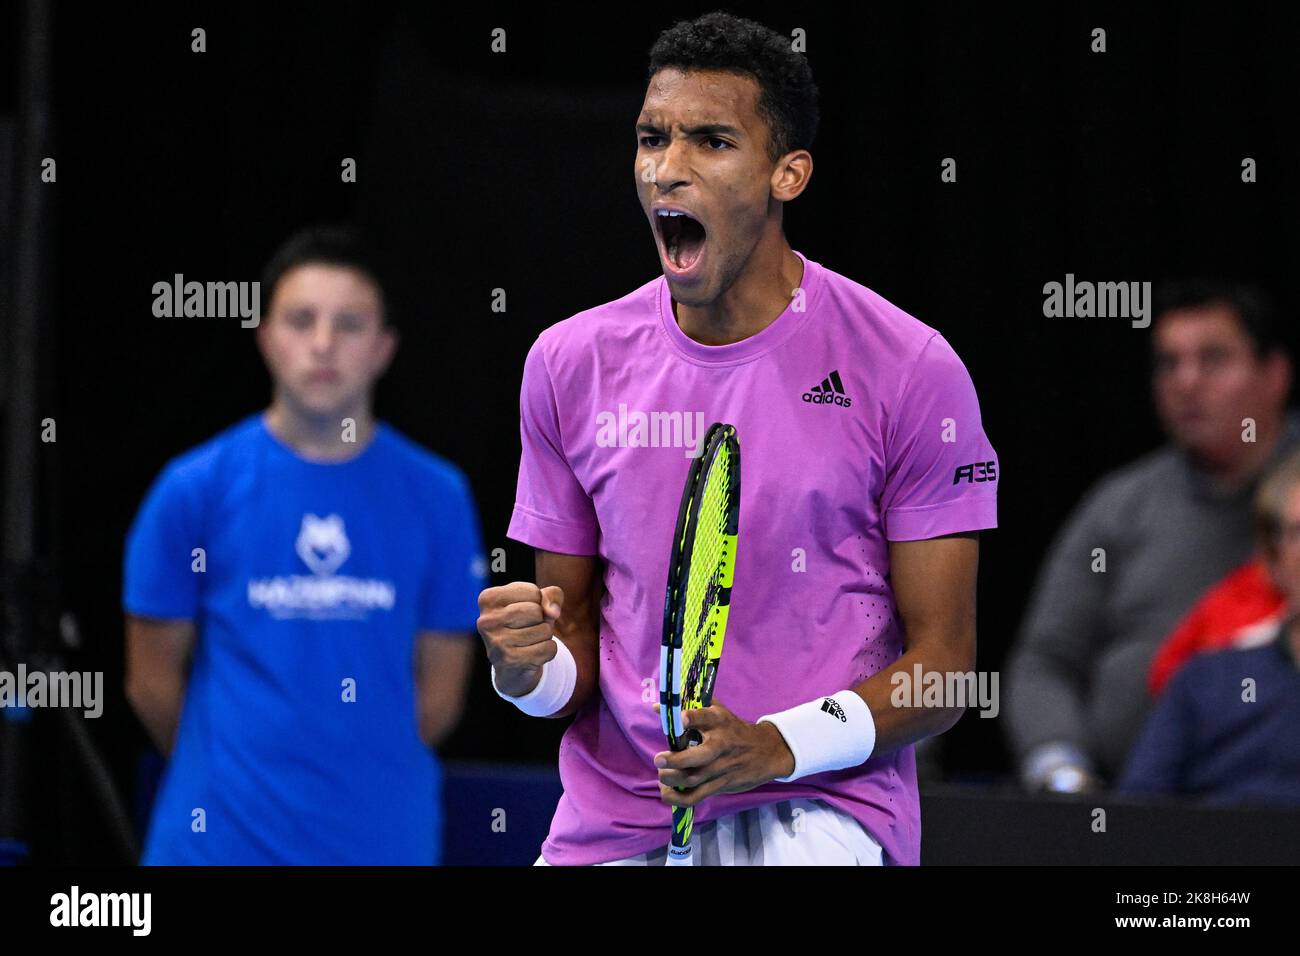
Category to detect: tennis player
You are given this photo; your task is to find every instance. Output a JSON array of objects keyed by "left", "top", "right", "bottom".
[
  {"left": 478, "top": 13, "right": 999, "bottom": 865},
  {"left": 124, "top": 226, "right": 487, "bottom": 864}
]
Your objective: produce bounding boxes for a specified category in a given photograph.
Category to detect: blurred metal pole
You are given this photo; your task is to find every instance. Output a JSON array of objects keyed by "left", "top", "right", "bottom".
[
  {"left": 1, "top": 0, "right": 138, "bottom": 866},
  {"left": 0, "top": 0, "right": 52, "bottom": 864},
  {"left": 3, "top": 0, "right": 49, "bottom": 567},
  {"left": 0, "top": 116, "right": 14, "bottom": 860}
]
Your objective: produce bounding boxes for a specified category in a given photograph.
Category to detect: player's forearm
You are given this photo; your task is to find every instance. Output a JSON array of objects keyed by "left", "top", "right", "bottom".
[
  {"left": 543, "top": 628, "right": 599, "bottom": 718},
  {"left": 850, "top": 631, "right": 976, "bottom": 754}
]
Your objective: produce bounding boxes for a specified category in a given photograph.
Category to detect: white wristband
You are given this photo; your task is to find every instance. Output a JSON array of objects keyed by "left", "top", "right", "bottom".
[
  {"left": 758, "top": 690, "right": 876, "bottom": 782},
  {"left": 491, "top": 637, "right": 576, "bottom": 718}
]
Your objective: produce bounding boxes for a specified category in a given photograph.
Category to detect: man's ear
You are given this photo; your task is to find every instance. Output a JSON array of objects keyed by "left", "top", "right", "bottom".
[
  {"left": 254, "top": 313, "right": 271, "bottom": 361},
  {"left": 771, "top": 148, "right": 813, "bottom": 203},
  {"left": 376, "top": 324, "right": 399, "bottom": 376},
  {"left": 1268, "top": 350, "right": 1294, "bottom": 403}
]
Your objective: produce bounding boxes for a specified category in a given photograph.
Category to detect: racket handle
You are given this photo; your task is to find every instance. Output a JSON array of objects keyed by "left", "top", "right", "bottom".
[{"left": 669, "top": 804, "right": 695, "bottom": 865}]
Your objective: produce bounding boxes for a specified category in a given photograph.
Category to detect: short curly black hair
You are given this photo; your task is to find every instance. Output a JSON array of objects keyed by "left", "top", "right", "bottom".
[{"left": 646, "top": 12, "right": 819, "bottom": 163}]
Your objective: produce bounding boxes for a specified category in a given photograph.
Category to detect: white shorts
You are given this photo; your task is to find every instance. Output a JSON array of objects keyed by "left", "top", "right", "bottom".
[{"left": 534, "top": 798, "right": 886, "bottom": 866}]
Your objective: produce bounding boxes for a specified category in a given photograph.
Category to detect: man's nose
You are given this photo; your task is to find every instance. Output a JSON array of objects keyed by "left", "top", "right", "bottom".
[
  {"left": 1168, "top": 358, "right": 1203, "bottom": 391},
  {"left": 654, "top": 138, "right": 691, "bottom": 190},
  {"left": 311, "top": 321, "right": 337, "bottom": 353}
]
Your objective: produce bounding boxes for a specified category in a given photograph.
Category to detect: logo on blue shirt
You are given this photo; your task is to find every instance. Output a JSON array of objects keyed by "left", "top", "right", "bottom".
[
  {"left": 247, "top": 513, "right": 397, "bottom": 620},
  {"left": 296, "top": 513, "right": 351, "bottom": 574}
]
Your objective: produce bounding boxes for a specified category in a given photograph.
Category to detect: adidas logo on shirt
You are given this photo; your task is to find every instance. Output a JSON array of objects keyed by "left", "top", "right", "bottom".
[
  {"left": 802, "top": 370, "right": 852, "bottom": 408},
  {"left": 820, "top": 697, "right": 848, "bottom": 722}
]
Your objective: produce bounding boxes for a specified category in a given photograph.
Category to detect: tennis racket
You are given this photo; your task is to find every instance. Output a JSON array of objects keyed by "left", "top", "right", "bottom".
[{"left": 659, "top": 422, "right": 741, "bottom": 866}]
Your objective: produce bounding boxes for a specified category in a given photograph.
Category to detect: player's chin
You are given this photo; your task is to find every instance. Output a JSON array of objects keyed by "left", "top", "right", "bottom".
[{"left": 664, "top": 269, "right": 718, "bottom": 310}]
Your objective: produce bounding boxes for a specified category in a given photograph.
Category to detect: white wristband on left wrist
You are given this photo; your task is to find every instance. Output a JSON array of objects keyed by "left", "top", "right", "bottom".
[
  {"left": 758, "top": 690, "right": 876, "bottom": 782},
  {"left": 491, "top": 637, "right": 576, "bottom": 718}
]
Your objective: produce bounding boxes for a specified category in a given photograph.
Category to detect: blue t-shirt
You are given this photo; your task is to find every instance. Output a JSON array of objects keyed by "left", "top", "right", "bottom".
[{"left": 123, "top": 413, "right": 487, "bottom": 864}]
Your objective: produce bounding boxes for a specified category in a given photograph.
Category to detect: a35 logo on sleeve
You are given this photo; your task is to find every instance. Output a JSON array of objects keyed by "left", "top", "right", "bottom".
[{"left": 952, "top": 461, "right": 997, "bottom": 484}]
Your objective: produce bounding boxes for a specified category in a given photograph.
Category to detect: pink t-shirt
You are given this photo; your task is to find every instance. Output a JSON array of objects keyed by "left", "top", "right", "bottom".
[{"left": 508, "top": 251, "right": 998, "bottom": 865}]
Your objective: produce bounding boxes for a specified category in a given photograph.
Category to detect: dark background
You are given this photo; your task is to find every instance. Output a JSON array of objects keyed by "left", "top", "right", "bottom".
[{"left": 3, "top": 1, "right": 1300, "bottom": 860}]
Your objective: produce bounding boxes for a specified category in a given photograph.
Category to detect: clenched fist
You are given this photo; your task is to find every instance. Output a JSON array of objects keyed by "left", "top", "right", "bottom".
[{"left": 476, "top": 582, "right": 565, "bottom": 697}]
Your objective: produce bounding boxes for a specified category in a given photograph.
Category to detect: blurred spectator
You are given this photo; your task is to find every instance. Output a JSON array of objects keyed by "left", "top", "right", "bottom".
[
  {"left": 1006, "top": 280, "right": 1296, "bottom": 791},
  {"left": 1116, "top": 452, "right": 1300, "bottom": 806},
  {"left": 1147, "top": 556, "right": 1285, "bottom": 696},
  {"left": 123, "top": 227, "right": 487, "bottom": 863}
]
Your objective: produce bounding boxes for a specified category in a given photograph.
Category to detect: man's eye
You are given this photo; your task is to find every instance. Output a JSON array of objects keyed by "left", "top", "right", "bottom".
[
  {"left": 639, "top": 135, "right": 663, "bottom": 147},
  {"left": 706, "top": 137, "right": 731, "bottom": 150}
]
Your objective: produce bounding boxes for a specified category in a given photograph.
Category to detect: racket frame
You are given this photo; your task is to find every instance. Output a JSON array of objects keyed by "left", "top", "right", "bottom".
[{"left": 658, "top": 421, "right": 741, "bottom": 861}]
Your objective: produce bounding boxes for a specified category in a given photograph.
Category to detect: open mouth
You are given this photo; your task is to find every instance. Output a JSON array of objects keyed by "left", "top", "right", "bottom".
[{"left": 655, "top": 209, "right": 707, "bottom": 275}]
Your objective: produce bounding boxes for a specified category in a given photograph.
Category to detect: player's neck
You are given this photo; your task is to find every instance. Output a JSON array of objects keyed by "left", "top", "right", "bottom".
[
  {"left": 672, "top": 239, "right": 804, "bottom": 346},
  {"left": 263, "top": 398, "right": 377, "bottom": 463}
]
